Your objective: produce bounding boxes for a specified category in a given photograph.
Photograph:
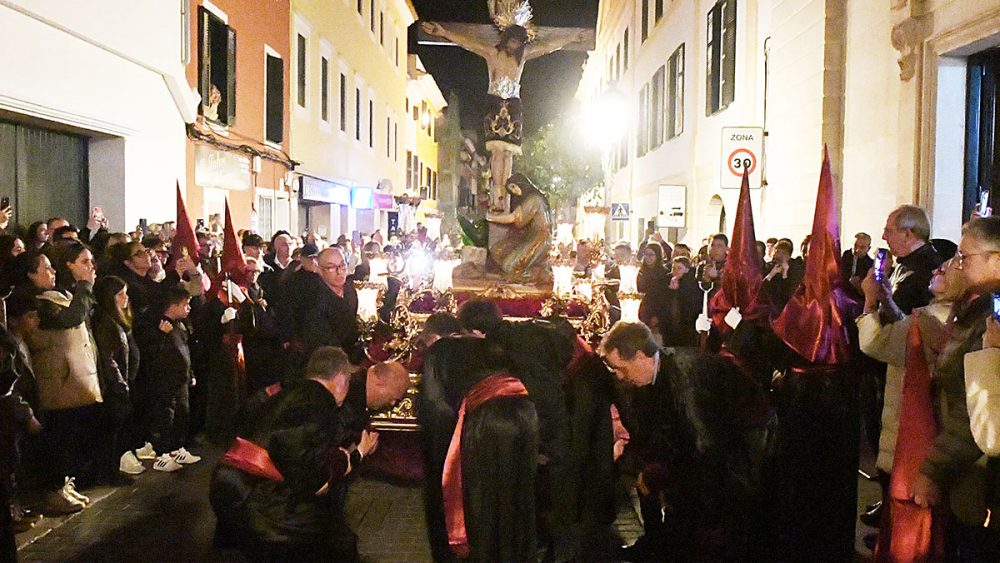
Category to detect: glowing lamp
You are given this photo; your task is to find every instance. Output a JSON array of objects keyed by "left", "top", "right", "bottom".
[
  {"left": 620, "top": 297, "right": 641, "bottom": 323},
  {"left": 618, "top": 264, "right": 639, "bottom": 294},
  {"left": 556, "top": 223, "right": 575, "bottom": 247},
  {"left": 368, "top": 256, "right": 389, "bottom": 289},
  {"left": 425, "top": 216, "right": 442, "bottom": 239},
  {"left": 592, "top": 262, "right": 605, "bottom": 281},
  {"left": 575, "top": 280, "right": 594, "bottom": 302},
  {"left": 432, "top": 259, "right": 460, "bottom": 293},
  {"left": 357, "top": 286, "right": 380, "bottom": 323},
  {"left": 552, "top": 263, "right": 574, "bottom": 299}
]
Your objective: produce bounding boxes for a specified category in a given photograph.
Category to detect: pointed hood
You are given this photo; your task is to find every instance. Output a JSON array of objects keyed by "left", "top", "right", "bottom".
[
  {"left": 710, "top": 170, "right": 768, "bottom": 332},
  {"left": 173, "top": 181, "right": 201, "bottom": 264},
  {"left": 219, "top": 198, "right": 249, "bottom": 287},
  {"left": 772, "top": 146, "right": 861, "bottom": 365}
]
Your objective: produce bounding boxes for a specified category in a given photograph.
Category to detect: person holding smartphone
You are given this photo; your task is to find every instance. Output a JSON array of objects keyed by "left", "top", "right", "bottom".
[{"left": 911, "top": 216, "right": 1000, "bottom": 558}]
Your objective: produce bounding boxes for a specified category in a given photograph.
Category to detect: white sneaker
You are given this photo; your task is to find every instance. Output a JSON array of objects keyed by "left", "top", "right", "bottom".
[
  {"left": 134, "top": 442, "right": 157, "bottom": 460},
  {"left": 119, "top": 451, "right": 145, "bottom": 475},
  {"left": 153, "top": 454, "right": 184, "bottom": 472},
  {"left": 170, "top": 447, "right": 202, "bottom": 465},
  {"left": 62, "top": 477, "right": 90, "bottom": 505},
  {"left": 43, "top": 489, "right": 84, "bottom": 515}
]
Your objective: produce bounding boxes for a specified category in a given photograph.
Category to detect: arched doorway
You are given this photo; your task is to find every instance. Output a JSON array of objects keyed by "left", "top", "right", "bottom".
[{"left": 707, "top": 194, "right": 727, "bottom": 235}]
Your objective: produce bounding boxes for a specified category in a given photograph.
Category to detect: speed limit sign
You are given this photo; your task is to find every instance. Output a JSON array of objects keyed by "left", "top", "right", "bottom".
[{"left": 721, "top": 127, "right": 763, "bottom": 189}]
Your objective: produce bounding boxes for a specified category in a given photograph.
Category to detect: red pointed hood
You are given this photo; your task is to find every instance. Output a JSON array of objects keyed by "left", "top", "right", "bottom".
[
  {"left": 220, "top": 198, "right": 249, "bottom": 286},
  {"left": 173, "top": 181, "right": 201, "bottom": 264},
  {"left": 710, "top": 170, "right": 768, "bottom": 331},
  {"left": 772, "top": 147, "right": 861, "bottom": 365}
]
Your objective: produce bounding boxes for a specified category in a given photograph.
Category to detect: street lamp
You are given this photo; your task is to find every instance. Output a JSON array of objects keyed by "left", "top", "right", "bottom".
[{"left": 584, "top": 86, "right": 630, "bottom": 150}]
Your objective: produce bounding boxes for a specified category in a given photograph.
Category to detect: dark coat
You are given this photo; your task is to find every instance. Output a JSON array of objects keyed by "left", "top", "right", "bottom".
[
  {"left": 302, "top": 284, "right": 361, "bottom": 363},
  {"left": 840, "top": 249, "right": 874, "bottom": 281},
  {"left": 135, "top": 317, "right": 191, "bottom": 397},
  {"left": 92, "top": 310, "right": 139, "bottom": 418},
  {"left": 618, "top": 347, "right": 773, "bottom": 559},
  {"left": 233, "top": 379, "right": 357, "bottom": 560},
  {"left": 890, "top": 242, "right": 942, "bottom": 314}
]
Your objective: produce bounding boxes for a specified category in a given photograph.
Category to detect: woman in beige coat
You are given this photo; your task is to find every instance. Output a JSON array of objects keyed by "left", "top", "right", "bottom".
[{"left": 22, "top": 243, "right": 101, "bottom": 513}]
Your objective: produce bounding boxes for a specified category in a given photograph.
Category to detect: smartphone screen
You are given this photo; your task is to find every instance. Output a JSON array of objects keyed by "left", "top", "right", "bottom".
[
  {"left": 993, "top": 291, "right": 1000, "bottom": 321},
  {"left": 874, "top": 249, "right": 888, "bottom": 283}
]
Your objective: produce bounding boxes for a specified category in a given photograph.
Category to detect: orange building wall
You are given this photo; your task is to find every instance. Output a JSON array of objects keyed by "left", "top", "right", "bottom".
[{"left": 184, "top": 0, "right": 291, "bottom": 230}]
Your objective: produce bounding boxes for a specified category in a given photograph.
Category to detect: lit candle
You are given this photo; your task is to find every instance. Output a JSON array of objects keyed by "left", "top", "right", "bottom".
[
  {"left": 552, "top": 263, "right": 574, "bottom": 299},
  {"left": 618, "top": 264, "right": 639, "bottom": 294},
  {"left": 357, "top": 286, "right": 380, "bottom": 323},
  {"left": 620, "top": 297, "right": 641, "bottom": 323}
]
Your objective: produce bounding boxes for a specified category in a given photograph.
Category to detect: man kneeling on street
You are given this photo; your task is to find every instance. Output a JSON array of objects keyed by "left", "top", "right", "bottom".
[{"left": 210, "top": 346, "right": 379, "bottom": 562}]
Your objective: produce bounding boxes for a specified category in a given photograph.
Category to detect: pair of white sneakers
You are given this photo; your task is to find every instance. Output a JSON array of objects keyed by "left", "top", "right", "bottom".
[{"left": 120, "top": 442, "right": 201, "bottom": 474}]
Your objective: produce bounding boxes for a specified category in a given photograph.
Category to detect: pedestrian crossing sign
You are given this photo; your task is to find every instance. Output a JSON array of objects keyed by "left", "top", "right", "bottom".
[{"left": 611, "top": 203, "right": 630, "bottom": 221}]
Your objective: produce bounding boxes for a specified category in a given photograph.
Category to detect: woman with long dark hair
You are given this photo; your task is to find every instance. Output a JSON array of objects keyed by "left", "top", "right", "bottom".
[
  {"left": 486, "top": 173, "right": 552, "bottom": 280},
  {"left": 637, "top": 242, "right": 671, "bottom": 338},
  {"left": 25, "top": 242, "right": 101, "bottom": 512},
  {"left": 0, "top": 233, "right": 26, "bottom": 290},
  {"left": 24, "top": 221, "right": 48, "bottom": 251},
  {"left": 92, "top": 275, "right": 142, "bottom": 481}
]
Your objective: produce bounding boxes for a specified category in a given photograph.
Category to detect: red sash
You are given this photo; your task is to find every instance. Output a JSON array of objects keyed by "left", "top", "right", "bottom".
[
  {"left": 222, "top": 437, "right": 284, "bottom": 482},
  {"left": 875, "top": 315, "right": 947, "bottom": 561},
  {"left": 441, "top": 374, "right": 528, "bottom": 558}
]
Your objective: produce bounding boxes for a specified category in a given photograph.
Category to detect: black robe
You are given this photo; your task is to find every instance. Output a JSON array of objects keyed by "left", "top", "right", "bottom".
[
  {"left": 617, "top": 346, "right": 774, "bottom": 561},
  {"left": 211, "top": 379, "right": 357, "bottom": 561}
]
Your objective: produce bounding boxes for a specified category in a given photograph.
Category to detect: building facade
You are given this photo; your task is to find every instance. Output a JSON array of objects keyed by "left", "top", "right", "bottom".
[
  {"left": 403, "top": 54, "right": 447, "bottom": 232},
  {"left": 290, "top": 0, "right": 419, "bottom": 241},
  {"left": 578, "top": 0, "right": 1000, "bottom": 249},
  {"left": 0, "top": 0, "right": 192, "bottom": 231},
  {"left": 184, "top": 0, "right": 294, "bottom": 239}
]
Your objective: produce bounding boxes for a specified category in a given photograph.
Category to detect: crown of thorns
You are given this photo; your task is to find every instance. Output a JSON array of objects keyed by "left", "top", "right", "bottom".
[{"left": 489, "top": 0, "right": 536, "bottom": 40}]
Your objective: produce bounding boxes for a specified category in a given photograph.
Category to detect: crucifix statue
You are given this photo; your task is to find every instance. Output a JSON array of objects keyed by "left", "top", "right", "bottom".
[{"left": 419, "top": 0, "right": 594, "bottom": 213}]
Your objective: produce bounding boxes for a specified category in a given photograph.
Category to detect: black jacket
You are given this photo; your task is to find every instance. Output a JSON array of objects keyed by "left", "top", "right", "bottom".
[
  {"left": 302, "top": 284, "right": 361, "bottom": 363},
  {"left": 92, "top": 310, "right": 139, "bottom": 414},
  {"left": 890, "top": 243, "right": 942, "bottom": 314},
  {"left": 136, "top": 316, "right": 191, "bottom": 395},
  {"left": 840, "top": 250, "right": 874, "bottom": 280}
]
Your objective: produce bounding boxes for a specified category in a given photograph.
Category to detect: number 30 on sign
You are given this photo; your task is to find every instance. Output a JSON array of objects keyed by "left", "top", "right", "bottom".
[{"left": 720, "top": 127, "right": 763, "bottom": 189}]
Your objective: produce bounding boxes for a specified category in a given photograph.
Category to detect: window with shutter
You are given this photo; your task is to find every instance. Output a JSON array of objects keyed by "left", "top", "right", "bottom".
[
  {"left": 265, "top": 53, "right": 284, "bottom": 143},
  {"left": 198, "top": 7, "right": 236, "bottom": 126},
  {"left": 340, "top": 74, "right": 347, "bottom": 131},
  {"left": 356, "top": 88, "right": 362, "bottom": 141},
  {"left": 667, "top": 44, "right": 685, "bottom": 139},
  {"left": 641, "top": 0, "right": 649, "bottom": 43},
  {"left": 706, "top": 0, "right": 736, "bottom": 115},
  {"left": 296, "top": 34, "right": 307, "bottom": 108},
  {"left": 320, "top": 57, "right": 329, "bottom": 122},
  {"left": 623, "top": 28, "right": 629, "bottom": 71},
  {"left": 369, "top": 100, "right": 374, "bottom": 148}
]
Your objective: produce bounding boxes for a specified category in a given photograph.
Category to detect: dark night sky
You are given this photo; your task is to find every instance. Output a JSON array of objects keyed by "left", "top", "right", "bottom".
[{"left": 409, "top": 0, "right": 599, "bottom": 133}]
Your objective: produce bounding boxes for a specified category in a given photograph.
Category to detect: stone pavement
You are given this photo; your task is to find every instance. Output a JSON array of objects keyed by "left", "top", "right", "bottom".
[
  {"left": 15, "top": 445, "right": 432, "bottom": 563},
  {"left": 14, "top": 442, "right": 878, "bottom": 562}
]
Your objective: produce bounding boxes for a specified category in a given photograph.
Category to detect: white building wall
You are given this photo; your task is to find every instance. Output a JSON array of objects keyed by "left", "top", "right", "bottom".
[
  {"left": 583, "top": 0, "right": 1000, "bottom": 253},
  {"left": 0, "top": 1, "right": 187, "bottom": 230}
]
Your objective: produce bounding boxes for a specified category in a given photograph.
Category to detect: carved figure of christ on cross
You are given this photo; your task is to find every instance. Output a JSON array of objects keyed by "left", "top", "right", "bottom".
[{"left": 419, "top": 6, "right": 593, "bottom": 212}]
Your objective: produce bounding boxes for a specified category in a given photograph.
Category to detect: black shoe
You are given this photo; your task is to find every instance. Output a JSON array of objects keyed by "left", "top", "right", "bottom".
[{"left": 860, "top": 500, "right": 883, "bottom": 528}]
